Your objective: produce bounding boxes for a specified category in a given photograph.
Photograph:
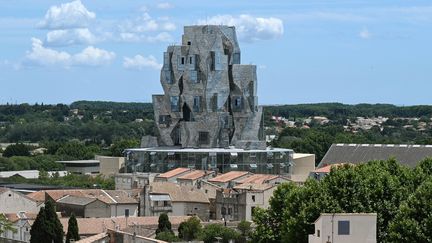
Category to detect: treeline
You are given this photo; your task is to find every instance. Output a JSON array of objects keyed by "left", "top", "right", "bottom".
[
  {"left": 0, "top": 101, "right": 154, "bottom": 144},
  {"left": 252, "top": 159, "right": 432, "bottom": 242},
  {"left": 264, "top": 103, "right": 432, "bottom": 120}
]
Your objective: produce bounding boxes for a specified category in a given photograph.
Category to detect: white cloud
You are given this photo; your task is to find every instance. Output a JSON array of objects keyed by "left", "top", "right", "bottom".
[
  {"left": 157, "top": 2, "right": 174, "bottom": 9},
  {"left": 118, "top": 12, "right": 176, "bottom": 40},
  {"left": 22, "top": 38, "right": 115, "bottom": 67},
  {"left": 359, "top": 28, "right": 371, "bottom": 39},
  {"left": 119, "top": 32, "right": 173, "bottom": 43},
  {"left": 45, "top": 28, "right": 98, "bottom": 46},
  {"left": 73, "top": 46, "right": 116, "bottom": 66},
  {"left": 123, "top": 55, "right": 162, "bottom": 70},
  {"left": 198, "top": 15, "right": 284, "bottom": 42},
  {"left": 38, "top": 0, "right": 96, "bottom": 29}
]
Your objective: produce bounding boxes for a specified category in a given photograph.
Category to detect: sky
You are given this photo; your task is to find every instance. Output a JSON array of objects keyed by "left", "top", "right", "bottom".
[{"left": 0, "top": 0, "right": 431, "bottom": 105}]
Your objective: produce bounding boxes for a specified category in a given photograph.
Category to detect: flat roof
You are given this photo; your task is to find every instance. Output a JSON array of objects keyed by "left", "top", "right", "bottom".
[
  {"left": 57, "top": 160, "right": 100, "bottom": 164},
  {"left": 126, "top": 146, "right": 293, "bottom": 153}
]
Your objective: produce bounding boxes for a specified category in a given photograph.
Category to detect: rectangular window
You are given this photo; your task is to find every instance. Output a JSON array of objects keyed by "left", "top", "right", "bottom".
[
  {"left": 177, "top": 55, "right": 185, "bottom": 70},
  {"left": 221, "top": 207, "right": 226, "bottom": 215},
  {"left": 233, "top": 96, "right": 242, "bottom": 111},
  {"left": 159, "top": 115, "right": 171, "bottom": 125},
  {"left": 252, "top": 195, "right": 256, "bottom": 202},
  {"left": 338, "top": 220, "right": 350, "bottom": 235},
  {"left": 198, "top": 131, "right": 209, "bottom": 145},
  {"left": 125, "top": 209, "right": 130, "bottom": 217},
  {"left": 193, "top": 96, "right": 201, "bottom": 112},
  {"left": 170, "top": 96, "right": 180, "bottom": 112},
  {"left": 190, "top": 71, "right": 198, "bottom": 83},
  {"left": 188, "top": 55, "right": 197, "bottom": 70},
  {"left": 163, "top": 52, "right": 171, "bottom": 70},
  {"left": 228, "top": 208, "right": 232, "bottom": 215},
  {"left": 317, "top": 230, "right": 320, "bottom": 237}
]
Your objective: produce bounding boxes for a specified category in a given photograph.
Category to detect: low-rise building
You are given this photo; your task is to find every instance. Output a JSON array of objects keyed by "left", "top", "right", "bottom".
[
  {"left": 114, "top": 173, "right": 157, "bottom": 190},
  {"left": 154, "top": 167, "right": 193, "bottom": 183},
  {"left": 308, "top": 213, "right": 377, "bottom": 243},
  {"left": 145, "top": 182, "right": 210, "bottom": 221},
  {"left": 208, "top": 171, "right": 252, "bottom": 188},
  {"left": 57, "top": 160, "right": 100, "bottom": 175},
  {"left": 0, "top": 187, "right": 43, "bottom": 214},
  {"left": 290, "top": 153, "right": 316, "bottom": 183},
  {"left": 27, "top": 189, "right": 138, "bottom": 218},
  {"left": 0, "top": 170, "right": 67, "bottom": 180},
  {"left": 215, "top": 183, "right": 276, "bottom": 221},
  {"left": 96, "top": 155, "right": 125, "bottom": 177}
]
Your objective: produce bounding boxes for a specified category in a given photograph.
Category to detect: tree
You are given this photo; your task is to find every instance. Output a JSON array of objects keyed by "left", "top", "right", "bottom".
[
  {"left": 178, "top": 216, "right": 202, "bottom": 241},
  {"left": 3, "top": 143, "right": 30, "bottom": 157},
  {"left": 155, "top": 231, "right": 180, "bottom": 242},
  {"left": 199, "top": 224, "right": 240, "bottom": 243},
  {"left": 110, "top": 139, "right": 139, "bottom": 157},
  {"left": 0, "top": 214, "right": 15, "bottom": 235},
  {"left": 155, "top": 213, "right": 173, "bottom": 235},
  {"left": 237, "top": 220, "right": 252, "bottom": 243},
  {"left": 66, "top": 213, "right": 80, "bottom": 243},
  {"left": 388, "top": 178, "right": 432, "bottom": 242},
  {"left": 30, "top": 200, "right": 64, "bottom": 243}
]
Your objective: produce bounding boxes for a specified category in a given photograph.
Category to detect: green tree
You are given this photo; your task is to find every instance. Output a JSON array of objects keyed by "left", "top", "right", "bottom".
[
  {"left": 155, "top": 213, "right": 173, "bottom": 235},
  {"left": 178, "top": 216, "right": 202, "bottom": 241},
  {"left": 155, "top": 231, "right": 180, "bottom": 242},
  {"left": 237, "top": 220, "right": 252, "bottom": 243},
  {"left": 199, "top": 224, "right": 240, "bottom": 243},
  {"left": 66, "top": 213, "right": 80, "bottom": 243},
  {"left": 110, "top": 139, "right": 139, "bottom": 157},
  {"left": 55, "top": 141, "right": 99, "bottom": 160},
  {"left": 388, "top": 178, "right": 432, "bottom": 242},
  {"left": 0, "top": 214, "right": 15, "bottom": 235},
  {"left": 30, "top": 200, "right": 64, "bottom": 243},
  {"left": 3, "top": 143, "right": 30, "bottom": 157}
]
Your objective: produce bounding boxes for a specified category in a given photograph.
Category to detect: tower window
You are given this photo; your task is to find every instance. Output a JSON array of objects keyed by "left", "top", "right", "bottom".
[
  {"left": 193, "top": 96, "right": 202, "bottom": 112},
  {"left": 187, "top": 41, "right": 191, "bottom": 45},
  {"left": 181, "top": 57, "right": 185, "bottom": 65},
  {"left": 170, "top": 96, "right": 180, "bottom": 112},
  {"left": 198, "top": 131, "right": 209, "bottom": 145}
]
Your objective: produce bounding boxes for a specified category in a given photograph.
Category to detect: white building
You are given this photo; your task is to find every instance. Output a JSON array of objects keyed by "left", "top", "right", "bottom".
[
  {"left": 0, "top": 188, "right": 43, "bottom": 214},
  {"left": 308, "top": 213, "right": 377, "bottom": 243}
]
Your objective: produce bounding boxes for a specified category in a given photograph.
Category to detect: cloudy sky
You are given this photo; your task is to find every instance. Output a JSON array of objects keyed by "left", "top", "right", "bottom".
[{"left": 1, "top": 0, "right": 431, "bottom": 105}]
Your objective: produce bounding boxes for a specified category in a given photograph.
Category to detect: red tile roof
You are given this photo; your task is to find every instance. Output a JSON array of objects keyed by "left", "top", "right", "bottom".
[
  {"left": 313, "top": 163, "right": 348, "bottom": 173},
  {"left": 208, "top": 171, "right": 250, "bottom": 183},
  {"left": 177, "top": 170, "right": 214, "bottom": 180},
  {"left": 156, "top": 168, "right": 191, "bottom": 179},
  {"left": 236, "top": 174, "right": 279, "bottom": 184}
]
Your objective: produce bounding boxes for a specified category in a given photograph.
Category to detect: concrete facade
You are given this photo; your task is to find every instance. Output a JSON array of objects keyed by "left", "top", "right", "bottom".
[
  {"left": 153, "top": 25, "right": 264, "bottom": 150},
  {"left": 97, "top": 155, "right": 125, "bottom": 177},
  {"left": 308, "top": 213, "right": 377, "bottom": 243},
  {"left": 0, "top": 188, "right": 42, "bottom": 214}
]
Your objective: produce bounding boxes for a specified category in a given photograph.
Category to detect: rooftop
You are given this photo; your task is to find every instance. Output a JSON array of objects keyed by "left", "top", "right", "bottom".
[
  {"left": 320, "top": 143, "right": 432, "bottom": 168},
  {"left": 208, "top": 171, "right": 250, "bottom": 183},
  {"left": 313, "top": 163, "right": 349, "bottom": 173},
  {"left": 126, "top": 146, "right": 292, "bottom": 154},
  {"left": 177, "top": 170, "right": 214, "bottom": 180},
  {"left": 293, "top": 153, "right": 315, "bottom": 159},
  {"left": 233, "top": 183, "right": 274, "bottom": 191},
  {"left": 150, "top": 182, "right": 209, "bottom": 203},
  {"left": 156, "top": 167, "right": 191, "bottom": 179},
  {"left": 235, "top": 174, "right": 279, "bottom": 184}
]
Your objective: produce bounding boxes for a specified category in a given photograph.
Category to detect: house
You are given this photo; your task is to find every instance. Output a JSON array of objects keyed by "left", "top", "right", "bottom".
[
  {"left": 154, "top": 168, "right": 193, "bottom": 183},
  {"left": 208, "top": 171, "right": 251, "bottom": 188},
  {"left": 319, "top": 143, "right": 432, "bottom": 168},
  {"left": 144, "top": 182, "right": 210, "bottom": 221},
  {"left": 0, "top": 212, "right": 37, "bottom": 242},
  {"left": 27, "top": 189, "right": 138, "bottom": 218},
  {"left": 176, "top": 169, "right": 215, "bottom": 186},
  {"left": 215, "top": 183, "right": 276, "bottom": 221},
  {"left": 198, "top": 180, "right": 222, "bottom": 220},
  {"left": 0, "top": 187, "right": 43, "bottom": 214},
  {"left": 308, "top": 213, "right": 377, "bottom": 243},
  {"left": 114, "top": 172, "right": 157, "bottom": 190},
  {"left": 234, "top": 174, "right": 289, "bottom": 186},
  {"left": 57, "top": 160, "right": 100, "bottom": 175}
]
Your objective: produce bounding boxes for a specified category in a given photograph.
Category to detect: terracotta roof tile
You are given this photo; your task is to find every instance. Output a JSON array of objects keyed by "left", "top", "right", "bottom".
[
  {"left": 235, "top": 174, "right": 279, "bottom": 184},
  {"left": 313, "top": 163, "right": 348, "bottom": 173},
  {"left": 177, "top": 170, "right": 214, "bottom": 180},
  {"left": 208, "top": 171, "right": 250, "bottom": 183},
  {"left": 150, "top": 182, "right": 209, "bottom": 203},
  {"left": 156, "top": 168, "right": 191, "bottom": 179}
]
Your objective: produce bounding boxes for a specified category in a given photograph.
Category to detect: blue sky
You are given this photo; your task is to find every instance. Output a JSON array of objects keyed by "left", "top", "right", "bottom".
[{"left": 0, "top": 0, "right": 431, "bottom": 105}]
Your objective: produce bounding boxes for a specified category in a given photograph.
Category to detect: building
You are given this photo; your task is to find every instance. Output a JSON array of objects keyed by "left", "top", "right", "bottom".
[
  {"left": 233, "top": 173, "right": 289, "bottom": 186},
  {"left": 0, "top": 212, "right": 36, "bottom": 242},
  {"left": 154, "top": 167, "right": 193, "bottom": 183},
  {"left": 27, "top": 189, "right": 138, "bottom": 218},
  {"left": 124, "top": 25, "right": 294, "bottom": 175},
  {"left": 319, "top": 143, "right": 432, "bottom": 168},
  {"left": 57, "top": 160, "right": 100, "bottom": 175},
  {"left": 0, "top": 187, "right": 43, "bottom": 214},
  {"left": 308, "top": 213, "right": 377, "bottom": 243},
  {"left": 114, "top": 172, "right": 157, "bottom": 190},
  {"left": 208, "top": 171, "right": 251, "bottom": 188},
  {"left": 310, "top": 163, "right": 349, "bottom": 180},
  {"left": 176, "top": 169, "right": 215, "bottom": 186},
  {"left": 96, "top": 155, "right": 125, "bottom": 177},
  {"left": 0, "top": 170, "right": 67, "bottom": 180},
  {"left": 144, "top": 182, "right": 210, "bottom": 221},
  {"left": 290, "top": 153, "right": 316, "bottom": 183},
  {"left": 215, "top": 183, "right": 276, "bottom": 221}
]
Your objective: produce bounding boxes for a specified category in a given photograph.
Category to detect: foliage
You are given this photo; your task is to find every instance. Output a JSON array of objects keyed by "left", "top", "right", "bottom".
[
  {"left": 155, "top": 231, "right": 180, "bottom": 242},
  {"left": 2, "top": 143, "right": 31, "bottom": 157},
  {"left": 0, "top": 214, "right": 15, "bottom": 235},
  {"left": 199, "top": 224, "right": 240, "bottom": 243},
  {"left": 30, "top": 200, "right": 64, "bottom": 243},
  {"left": 252, "top": 159, "right": 431, "bottom": 243},
  {"left": 178, "top": 216, "right": 202, "bottom": 241},
  {"left": 66, "top": 213, "right": 80, "bottom": 243},
  {"left": 156, "top": 213, "right": 173, "bottom": 235},
  {"left": 110, "top": 139, "right": 139, "bottom": 157},
  {"left": 55, "top": 141, "right": 100, "bottom": 160},
  {"left": 237, "top": 220, "right": 252, "bottom": 243}
]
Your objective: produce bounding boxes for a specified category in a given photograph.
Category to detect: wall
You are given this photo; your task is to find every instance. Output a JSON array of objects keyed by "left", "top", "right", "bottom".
[
  {"left": 97, "top": 156, "right": 125, "bottom": 177},
  {"left": 0, "top": 190, "right": 41, "bottom": 214},
  {"left": 110, "top": 204, "right": 139, "bottom": 218},
  {"left": 308, "top": 214, "right": 377, "bottom": 243},
  {"left": 85, "top": 199, "right": 111, "bottom": 218}
]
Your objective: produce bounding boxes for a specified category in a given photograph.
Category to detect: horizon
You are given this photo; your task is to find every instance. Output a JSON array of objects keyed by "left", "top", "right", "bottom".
[{"left": 1, "top": 0, "right": 431, "bottom": 105}]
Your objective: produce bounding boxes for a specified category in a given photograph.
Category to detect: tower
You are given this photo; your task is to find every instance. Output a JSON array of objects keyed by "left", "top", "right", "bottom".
[{"left": 153, "top": 25, "right": 265, "bottom": 149}]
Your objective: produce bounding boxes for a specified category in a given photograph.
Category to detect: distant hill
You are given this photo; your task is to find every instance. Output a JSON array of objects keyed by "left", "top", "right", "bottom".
[{"left": 70, "top": 100, "right": 153, "bottom": 111}]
